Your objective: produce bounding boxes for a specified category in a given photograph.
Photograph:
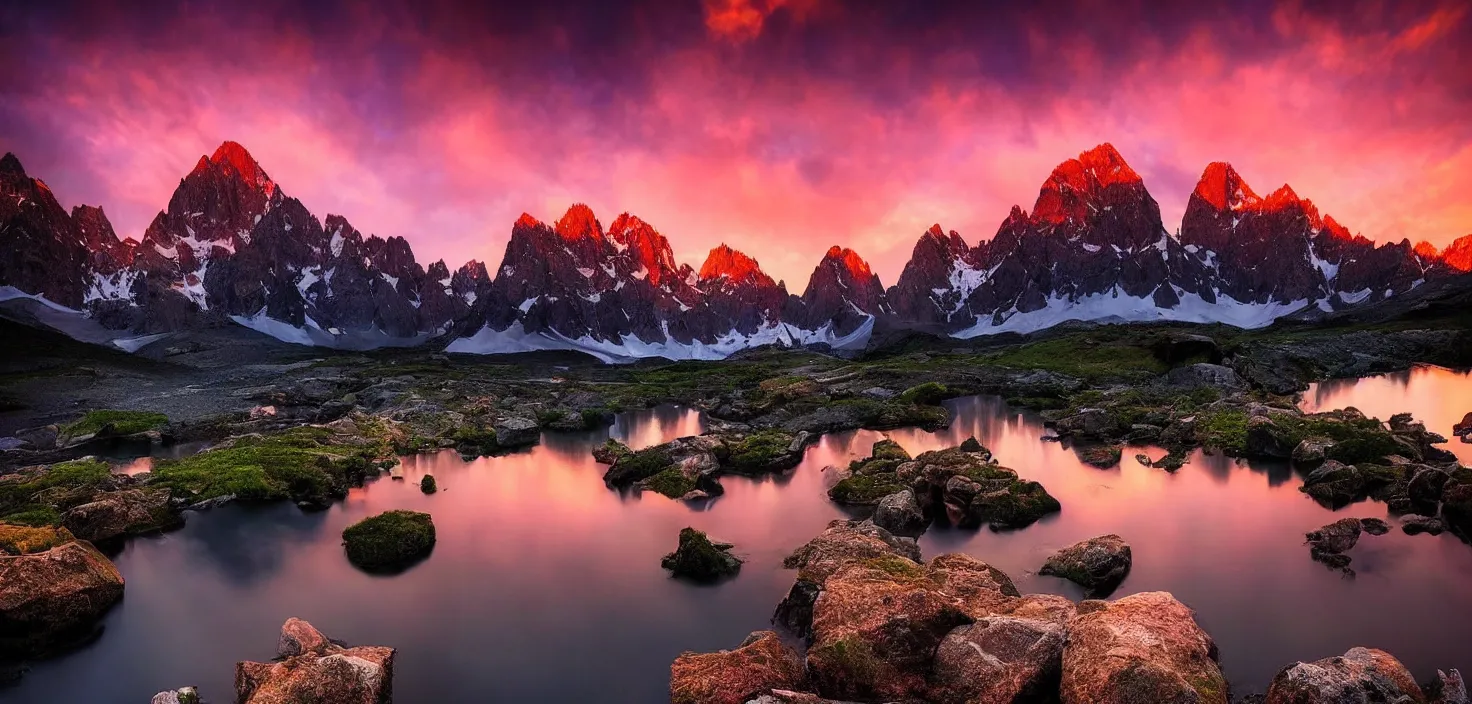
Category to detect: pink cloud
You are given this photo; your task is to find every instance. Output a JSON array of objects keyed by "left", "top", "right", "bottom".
[{"left": 3, "top": 0, "right": 1468, "bottom": 288}]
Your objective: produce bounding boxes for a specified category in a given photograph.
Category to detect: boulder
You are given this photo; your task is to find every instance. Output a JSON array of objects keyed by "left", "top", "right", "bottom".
[
  {"left": 782, "top": 519, "right": 920, "bottom": 584},
  {"left": 236, "top": 619, "right": 395, "bottom": 704},
  {"left": 150, "top": 687, "right": 200, "bottom": 704},
  {"left": 60, "top": 488, "right": 180, "bottom": 542},
  {"left": 1292, "top": 438, "right": 1331, "bottom": 466},
  {"left": 1407, "top": 466, "right": 1451, "bottom": 508},
  {"left": 492, "top": 416, "right": 540, "bottom": 448},
  {"left": 0, "top": 540, "right": 125, "bottom": 659},
  {"left": 1165, "top": 363, "right": 1242, "bottom": 389},
  {"left": 593, "top": 438, "right": 631, "bottom": 464},
  {"left": 925, "top": 552, "right": 1021, "bottom": 618},
  {"left": 1306, "top": 518, "right": 1362, "bottom": 555},
  {"left": 662, "top": 527, "right": 742, "bottom": 582},
  {"left": 1264, "top": 647, "right": 1423, "bottom": 704},
  {"left": 670, "top": 631, "right": 805, "bottom": 704},
  {"left": 341, "top": 510, "right": 436, "bottom": 572},
  {"left": 1359, "top": 517, "right": 1390, "bottom": 536},
  {"left": 1402, "top": 514, "right": 1445, "bottom": 535},
  {"left": 1441, "top": 470, "right": 1472, "bottom": 538},
  {"left": 773, "top": 578, "right": 822, "bottom": 640},
  {"left": 1078, "top": 444, "right": 1123, "bottom": 468},
  {"left": 1053, "top": 409, "right": 1116, "bottom": 439},
  {"left": 930, "top": 616, "right": 1067, "bottom": 704},
  {"left": 871, "top": 489, "right": 927, "bottom": 538},
  {"left": 1246, "top": 415, "right": 1295, "bottom": 458},
  {"left": 1454, "top": 412, "right": 1472, "bottom": 439},
  {"left": 420, "top": 474, "right": 437, "bottom": 494},
  {"left": 14, "top": 425, "right": 58, "bottom": 451},
  {"left": 967, "top": 479, "right": 1061, "bottom": 531},
  {"left": 806, "top": 559, "right": 972, "bottom": 701},
  {"left": 1060, "top": 591, "right": 1227, "bottom": 704},
  {"left": 1039, "top": 534, "right": 1132, "bottom": 597}
]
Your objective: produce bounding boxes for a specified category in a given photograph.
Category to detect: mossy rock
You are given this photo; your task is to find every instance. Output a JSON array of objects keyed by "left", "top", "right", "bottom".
[
  {"left": 0, "top": 524, "right": 74, "bottom": 555},
  {"left": 593, "top": 438, "right": 633, "bottom": 464},
  {"left": 660, "top": 527, "right": 741, "bottom": 582},
  {"left": 958, "top": 437, "right": 986, "bottom": 453},
  {"left": 61, "top": 409, "right": 168, "bottom": 441},
  {"left": 828, "top": 473, "right": 908, "bottom": 506},
  {"left": 342, "top": 510, "right": 436, "bottom": 571},
  {"left": 0, "top": 459, "right": 112, "bottom": 526},
  {"left": 972, "top": 480, "right": 1062, "bottom": 530},
  {"left": 899, "top": 382, "right": 950, "bottom": 406},
  {"left": 871, "top": 439, "right": 911, "bottom": 461},
  {"left": 449, "top": 425, "right": 498, "bottom": 456},
  {"left": 1079, "top": 444, "right": 1123, "bottom": 468},
  {"left": 644, "top": 467, "right": 698, "bottom": 499},
  {"left": 604, "top": 446, "right": 675, "bottom": 487},
  {"left": 723, "top": 429, "right": 800, "bottom": 474},
  {"left": 420, "top": 475, "right": 437, "bottom": 494},
  {"left": 149, "top": 427, "right": 387, "bottom": 506}
]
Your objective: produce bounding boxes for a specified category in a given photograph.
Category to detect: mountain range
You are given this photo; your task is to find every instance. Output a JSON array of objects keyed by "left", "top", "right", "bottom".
[{"left": 2, "top": 141, "right": 1468, "bottom": 361}]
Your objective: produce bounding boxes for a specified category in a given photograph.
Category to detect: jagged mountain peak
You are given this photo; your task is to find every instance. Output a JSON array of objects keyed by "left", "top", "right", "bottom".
[
  {"left": 1193, "top": 162, "right": 1261, "bottom": 211},
  {"left": 555, "top": 203, "right": 603, "bottom": 241},
  {"left": 0, "top": 152, "right": 26, "bottom": 178},
  {"left": 925, "top": 223, "right": 946, "bottom": 238},
  {"left": 1443, "top": 234, "right": 1472, "bottom": 272},
  {"left": 698, "top": 243, "right": 769, "bottom": 285},
  {"left": 191, "top": 140, "right": 275, "bottom": 196},
  {"left": 821, "top": 245, "right": 874, "bottom": 280},
  {"left": 1032, "top": 143, "right": 1151, "bottom": 226},
  {"left": 514, "top": 212, "right": 545, "bottom": 230},
  {"left": 1263, "top": 184, "right": 1303, "bottom": 209}
]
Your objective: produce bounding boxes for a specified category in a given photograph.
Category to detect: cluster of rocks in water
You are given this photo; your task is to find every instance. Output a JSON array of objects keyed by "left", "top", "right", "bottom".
[
  {"left": 147, "top": 618, "right": 395, "bottom": 704},
  {"left": 671, "top": 518, "right": 1469, "bottom": 704},
  {"left": 827, "top": 438, "right": 1061, "bottom": 535}
]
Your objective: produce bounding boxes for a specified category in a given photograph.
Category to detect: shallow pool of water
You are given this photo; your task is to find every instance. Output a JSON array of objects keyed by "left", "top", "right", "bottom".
[{"left": 9, "top": 376, "right": 1472, "bottom": 702}]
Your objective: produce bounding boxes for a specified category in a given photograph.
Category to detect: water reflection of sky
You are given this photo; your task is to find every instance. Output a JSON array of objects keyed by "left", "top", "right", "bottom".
[
  {"left": 1300, "top": 365, "right": 1472, "bottom": 465},
  {"left": 11, "top": 380, "right": 1472, "bottom": 703}
]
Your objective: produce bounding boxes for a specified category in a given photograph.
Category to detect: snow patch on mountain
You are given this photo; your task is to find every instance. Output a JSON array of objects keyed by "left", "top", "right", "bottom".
[{"left": 955, "top": 289, "right": 1308, "bottom": 337}]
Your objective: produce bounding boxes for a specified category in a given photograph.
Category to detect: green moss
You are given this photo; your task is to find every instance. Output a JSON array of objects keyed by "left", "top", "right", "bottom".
[
  {"left": 0, "top": 459, "right": 112, "bottom": 524},
  {"left": 644, "top": 467, "right": 697, "bottom": 498},
  {"left": 871, "top": 439, "right": 911, "bottom": 461},
  {"left": 984, "top": 333, "right": 1170, "bottom": 381},
  {"left": 810, "top": 637, "right": 882, "bottom": 692},
  {"left": 828, "top": 473, "right": 907, "bottom": 506},
  {"left": 859, "top": 555, "right": 925, "bottom": 581},
  {"left": 0, "top": 524, "right": 73, "bottom": 555},
  {"left": 660, "top": 527, "right": 741, "bottom": 581},
  {"left": 1197, "top": 409, "right": 1249, "bottom": 454},
  {"left": 0, "top": 506, "right": 63, "bottom": 527},
  {"left": 958, "top": 437, "right": 985, "bottom": 453},
  {"left": 342, "top": 510, "right": 436, "bottom": 570},
  {"left": 450, "top": 425, "right": 498, "bottom": 455},
  {"left": 420, "top": 475, "right": 437, "bottom": 494},
  {"left": 1006, "top": 396, "right": 1067, "bottom": 411},
  {"left": 612, "top": 446, "right": 675, "bottom": 483},
  {"left": 150, "top": 428, "right": 385, "bottom": 504},
  {"left": 535, "top": 409, "right": 566, "bottom": 425},
  {"left": 899, "top": 382, "right": 950, "bottom": 406},
  {"left": 723, "top": 429, "right": 797, "bottom": 473},
  {"left": 61, "top": 409, "right": 169, "bottom": 440},
  {"left": 831, "top": 398, "right": 950, "bottom": 430},
  {"left": 975, "top": 480, "right": 1061, "bottom": 530}
]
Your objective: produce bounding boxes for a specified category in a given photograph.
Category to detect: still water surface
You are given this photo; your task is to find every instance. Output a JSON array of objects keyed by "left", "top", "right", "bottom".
[{"left": 10, "top": 369, "right": 1472, "bottom": 702}]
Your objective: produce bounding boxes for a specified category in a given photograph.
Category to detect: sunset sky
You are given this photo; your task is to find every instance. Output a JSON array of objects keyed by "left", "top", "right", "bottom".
[{"left": 2, "top": 0, "right": 1469, "bottom": 286}]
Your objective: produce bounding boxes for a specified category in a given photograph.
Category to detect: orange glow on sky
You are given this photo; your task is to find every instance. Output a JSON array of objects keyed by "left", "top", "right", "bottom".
[{"left": 2, "top": 1, "right": 1469, "bottom": 285}]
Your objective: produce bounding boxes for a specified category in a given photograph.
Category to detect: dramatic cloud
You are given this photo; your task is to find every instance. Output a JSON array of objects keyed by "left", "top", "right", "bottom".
[{"left": 1, "top": 0, "right": 1468, "bottom": 286}]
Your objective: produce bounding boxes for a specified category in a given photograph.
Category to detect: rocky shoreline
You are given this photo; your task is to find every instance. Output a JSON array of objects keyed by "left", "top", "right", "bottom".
[{"left": 672, "top": 518, "right": 1469, "bottom": 704}]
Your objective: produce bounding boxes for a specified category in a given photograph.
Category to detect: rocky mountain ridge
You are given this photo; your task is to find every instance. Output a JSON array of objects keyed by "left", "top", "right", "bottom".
[{"left": 0, "top": 142, "right": 1463, "bottom": 360}]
